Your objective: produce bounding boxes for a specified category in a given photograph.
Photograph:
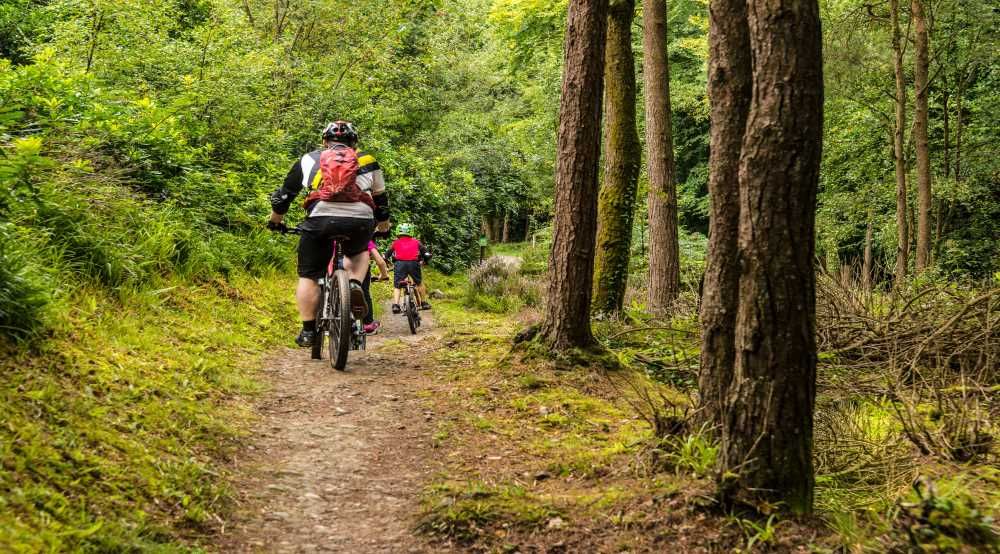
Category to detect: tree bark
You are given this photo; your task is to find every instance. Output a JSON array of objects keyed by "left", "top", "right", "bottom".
[
  {"left": 242, "top": 0, "right": 256, "bottom": 28},
  {"left": 85, "top": 8, "right": 105, "bottom": 73},
  {"left": 891, "top": 0, "right": 909, "bottom": 287},
  {"left": 721, "top": 0, "right": 823, "bottom": 515},
  {"left": 912, "top": 0, "right": 932, "bottom": 272},
  {"left": 643, "top": 0, "right": 681, "bottom": 314},
  {"left": 698, "top": 0, "right": 751, "bottom": 429},
  {"left": 942, "top": 91, "right": 950, "bottom": 179},
  {"left": 502, "top": 211, "right": 510, "bottom": 243},
  {"left": 593, "top": 0, "right": 641, "bottom": 314},
  {"left": 863, "top": 214, "right": 874, "bottom": 293},
  {"left": 540, "top": 0, "right": 610, "bottom": 350},
  {"left": 955, "top": 81, "right": 963, "bottom": 181}
]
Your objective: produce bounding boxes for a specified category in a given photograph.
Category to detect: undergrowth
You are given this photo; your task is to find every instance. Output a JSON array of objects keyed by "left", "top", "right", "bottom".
[
  {"left": 423, "top": 253, "right": 1000, "bottom": 552},
  {"left": 465, "top": 254, "right": 542, "bottom": 313},
  {"left": 0, "top": 272, "right": 297, "bottom": 551},
  {"left": 416, "top": 481, "right": 561, "bottom": 544}
]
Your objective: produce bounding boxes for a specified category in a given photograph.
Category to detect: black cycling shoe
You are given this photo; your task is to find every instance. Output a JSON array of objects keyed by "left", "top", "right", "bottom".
[
  {"left": 391, "top": 304, "right": 401, "bottom": 314},
  {"left": 295, "top": 329, "right": 316, "bottom": 347},
  {"left": 349, "top": 280, "right": 368, "bottom": 318},
  {"left": 420, "top": 301, "right": 432, "bottom": 310}
]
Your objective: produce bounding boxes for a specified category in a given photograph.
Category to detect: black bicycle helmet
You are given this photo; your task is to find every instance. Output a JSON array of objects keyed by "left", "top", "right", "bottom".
[{"left": 321, "top": 120, "right": 359, "bottom": 146}]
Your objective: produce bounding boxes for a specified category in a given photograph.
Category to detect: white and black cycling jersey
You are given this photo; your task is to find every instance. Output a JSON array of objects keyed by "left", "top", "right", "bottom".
[{"left": 270, "top": 147, "right": 387, "bottom": 220}]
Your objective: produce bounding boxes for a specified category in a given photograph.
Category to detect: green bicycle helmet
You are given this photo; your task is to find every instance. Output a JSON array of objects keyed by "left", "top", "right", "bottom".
[{"left": 397, "top": 223, "right": 414, "bottom": 236}]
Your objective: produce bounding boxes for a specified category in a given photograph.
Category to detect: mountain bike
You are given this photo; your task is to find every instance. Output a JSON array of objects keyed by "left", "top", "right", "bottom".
[
  {"left": 400, "top": 274, "right": 421, "bottom": 335},
  {"left": 286, "top": 228, "right": 367, "bottom": 370},
  {"left": 389, "top": 269, "right": 421, "bottom": 335}
]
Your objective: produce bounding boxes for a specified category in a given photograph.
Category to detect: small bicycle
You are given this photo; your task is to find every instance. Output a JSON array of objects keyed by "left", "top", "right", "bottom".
[
  {"left": 389, "top": 269, "right": 421, "bottom": 335},
  {"left": 285, "top": 227, "right": 367, "bottom": 370}
]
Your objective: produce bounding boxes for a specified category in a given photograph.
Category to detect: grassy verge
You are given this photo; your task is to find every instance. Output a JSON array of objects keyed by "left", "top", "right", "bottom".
[
  {"left": 0, "top": 272, "right": 297, "bottom": 552},
  {"left": 411, "top": 268, "right": 741, "bottom": 551},
  {"left": 414, "top": 255, "right": 999, "bottom": 552}
]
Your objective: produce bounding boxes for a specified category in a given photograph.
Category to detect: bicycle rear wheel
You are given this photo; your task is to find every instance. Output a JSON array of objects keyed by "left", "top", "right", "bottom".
[
  {"left": 329, "top": 269, "right": 352, "bottom": 370},
  {"left": 311, "top": 280, "right": 326, "bottom": 360},
  {"left": 406, "top": 290, "right": 418, "bottom": 335}
]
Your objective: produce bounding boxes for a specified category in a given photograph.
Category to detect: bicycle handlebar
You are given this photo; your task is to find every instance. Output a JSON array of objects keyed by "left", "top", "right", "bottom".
[{"left": 268, "top": 222, "right": 303, "bottom": 235}]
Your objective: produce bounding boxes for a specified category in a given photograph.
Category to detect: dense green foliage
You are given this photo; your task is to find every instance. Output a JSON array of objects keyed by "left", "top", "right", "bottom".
[
  {"left": 820, "top": 0, "right": 999, "bottom": 281},
  {"left": 6, "top": 0, "right": 993, "bottom": 342},
  {"left": 493, "top": 0, "right": 998, "bottom": 286},
  {"left": 0, "top": 0, "right": 550, "bottom": 340}
]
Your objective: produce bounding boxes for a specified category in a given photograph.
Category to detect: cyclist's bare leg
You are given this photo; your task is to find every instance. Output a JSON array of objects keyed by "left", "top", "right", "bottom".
[
  {"left": 296, "top": 278, "right": 320, "bottom": 321},
  {"left": 392, "top": 286, "right": 402, "bottom": 305},
  {"left": 416, "top": 283, "right": 429, "bottom": 304},
  {"left": 341, "top": 251, "right": 371, "bottom": 283}
]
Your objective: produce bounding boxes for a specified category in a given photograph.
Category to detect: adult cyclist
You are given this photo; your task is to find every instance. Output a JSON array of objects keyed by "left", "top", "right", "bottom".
[{"left": 267, "top": 121, "right": 390, "bottom": 347}]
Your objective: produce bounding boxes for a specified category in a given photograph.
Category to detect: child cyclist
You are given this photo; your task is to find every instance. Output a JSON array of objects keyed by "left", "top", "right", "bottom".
[
  {"left": 386, "top": 223, "right": 432, "bottom": 313},
  {"left": 360, "top": 239, "right": 391, "bottom": 334}
]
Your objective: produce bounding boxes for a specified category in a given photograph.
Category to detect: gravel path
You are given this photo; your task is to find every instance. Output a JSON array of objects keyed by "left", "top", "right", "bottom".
[{"left": 217, "top": 303, "right": 447, "bottom": 553}]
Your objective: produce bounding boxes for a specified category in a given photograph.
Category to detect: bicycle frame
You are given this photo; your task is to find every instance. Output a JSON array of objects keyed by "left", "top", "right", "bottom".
[{"left": 285, "top": 228, "right": 366, "bottom": 368}]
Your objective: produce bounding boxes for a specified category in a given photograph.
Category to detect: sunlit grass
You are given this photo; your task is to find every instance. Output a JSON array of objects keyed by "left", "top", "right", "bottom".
[{"left": 0, "top": 272, "right": 296, "bottom": 551}]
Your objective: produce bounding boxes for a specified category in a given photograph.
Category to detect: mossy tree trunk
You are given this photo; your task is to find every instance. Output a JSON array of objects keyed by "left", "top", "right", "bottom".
[
  {"left": 643, "top": 0, "right": 681, "bottom": 314},
  {"left": 720, "top": 0, "right": 823, "bottom": 514},
  {"left": 593, "top": 0, "right": 641, "bottom": 314},
  {"left": 540, "top": 0, "right": 609, "bottom": 350},
  {"left": 698, "top": 0, "right": 751, "bottom": 430}
]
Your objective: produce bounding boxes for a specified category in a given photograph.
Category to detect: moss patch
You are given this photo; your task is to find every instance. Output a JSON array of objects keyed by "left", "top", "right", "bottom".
[{"left": 0, "top": 272, "right": 297, "bottom": 551}]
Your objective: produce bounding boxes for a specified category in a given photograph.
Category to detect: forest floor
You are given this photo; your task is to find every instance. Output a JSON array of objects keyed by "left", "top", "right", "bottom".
[
  {"left": 5, "top": 248, "right": 993, "bottom": 553},
  {"left": 217, "top": 302, "right": 445, "bottom": 553},
  {"left": 209, "top": 254, "right": 998, "bottom": 554},
  {"left": 212, "top": 274, "right": 809, "bottom": 554}
]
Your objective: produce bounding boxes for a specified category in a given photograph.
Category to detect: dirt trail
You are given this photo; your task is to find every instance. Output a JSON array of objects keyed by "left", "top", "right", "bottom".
[{"left": 218, "top": 303, "right": 447, "bottom": 553}]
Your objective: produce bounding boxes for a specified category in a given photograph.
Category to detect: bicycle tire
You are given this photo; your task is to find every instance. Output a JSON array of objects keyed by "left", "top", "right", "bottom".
[
  {"left": 311, "top": 280, "right": 325, "bottom": 360},
  {"left": 329, "top": 269, "right": 352, "bottom": 370},
  {"left": 406, "top": 289, "right": 418, "bottom": 335}
]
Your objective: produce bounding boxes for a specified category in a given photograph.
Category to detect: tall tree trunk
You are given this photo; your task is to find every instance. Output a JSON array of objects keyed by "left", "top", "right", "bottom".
[
  {"left": 721, "top": 0, "right": 823, "bottom": 515},
  {"left": 942, "top": 91, "right": 950, "bottom": 179},
  {"left": 955, "top": 81, "right": 963, "bottom": 181},
  {"left": 643, "top": 0, "right": 681, "bottom": 313},
  {"left": 912, "top": 0, "right": 932, "bottom": 272},
  {"left": 85, "top": 8, "right": 105, "bottom": 73},
  {"left": 891, "top": 0, "right": 909, "bottom": 287},
  {"left": 242, "top": 0, "right": 256, "bottom": 28},
  {"left": 593, "top": 0, "right": 641, "bottom": 314},
  {"left": 698, "top": 0, "right": 751, "bottom": 429},
  {"left": 863, "top": 214, "right": 873, "bottom": 293},
  {"left": 540, "top": 0, "right": 610, "bottom": 350},
  {"left": 502, "top": 212, "right": 510, "bottom": 243}
]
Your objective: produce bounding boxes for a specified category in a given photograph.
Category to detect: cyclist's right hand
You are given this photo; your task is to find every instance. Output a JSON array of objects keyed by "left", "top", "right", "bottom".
[{"left": 267, "top": 220, "right": 288, "bottom": 233}]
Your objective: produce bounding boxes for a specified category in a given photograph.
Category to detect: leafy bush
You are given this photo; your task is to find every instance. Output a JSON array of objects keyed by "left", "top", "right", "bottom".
[
  {"left": 890, "top": 478, "right": 1000, "bottom": 553},
  {"left": 0, "top": 225, "right": 51, "bottom": 340},
  {"left": 466, "top": 255, "right": 541, "bottom": 313}
]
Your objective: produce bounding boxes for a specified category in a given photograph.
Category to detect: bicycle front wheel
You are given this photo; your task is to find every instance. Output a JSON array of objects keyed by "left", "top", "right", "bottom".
[
  {"left": 329, "top": 269, "right": 352, "bottom": 370},
  {"left": 311, "top": 281, "right": 326, "bottom": 360}
]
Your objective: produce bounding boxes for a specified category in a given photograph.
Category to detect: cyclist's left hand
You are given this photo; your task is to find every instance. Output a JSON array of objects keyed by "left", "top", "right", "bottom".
[{"left": 267, "top": 220, "right": 288, "bottom": 233}]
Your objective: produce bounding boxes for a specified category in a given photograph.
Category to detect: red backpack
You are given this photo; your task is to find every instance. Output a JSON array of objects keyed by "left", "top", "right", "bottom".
[{"left": 303, "top": 145, "right": 375, "bottom": 210}]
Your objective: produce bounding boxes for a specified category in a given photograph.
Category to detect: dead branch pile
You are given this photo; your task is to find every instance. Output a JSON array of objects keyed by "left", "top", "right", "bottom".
[
  {"left": 816, "top": 271, "right": 999, "bottom": 462},
  {"left": 816, "top": 272, "right": 998, "bottom": 385}
]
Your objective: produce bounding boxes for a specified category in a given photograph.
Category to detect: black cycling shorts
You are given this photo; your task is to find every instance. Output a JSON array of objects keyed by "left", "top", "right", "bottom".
[
  {"left": 393, "top": 260, "right": 422, "bottom": 288},
  {"left": 297, "top": 216, "right": 374, "bottom": 279}
]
